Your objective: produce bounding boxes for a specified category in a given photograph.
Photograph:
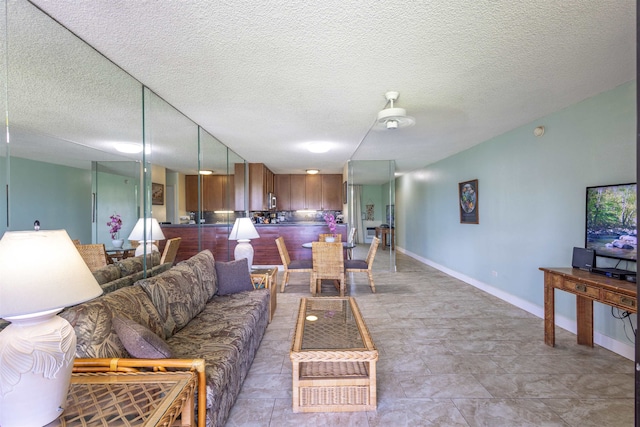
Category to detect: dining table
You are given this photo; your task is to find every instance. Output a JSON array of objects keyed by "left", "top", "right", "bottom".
[
  {"left": 104, "top": 244, "right": 136, "bottom": 263},
  {"left": 301, "top": 242, "right": 356, "bottom": 249}
]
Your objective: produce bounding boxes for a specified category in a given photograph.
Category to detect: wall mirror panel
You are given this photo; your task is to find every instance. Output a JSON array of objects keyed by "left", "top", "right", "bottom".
[
  {"left": 3, "top": 0, "right": 144, "bottom": 244},
  {"left": 1, "top": 0, "right": 249, "bottom": 271},
  {"left": 348, "top": 160, "right": 396, "bottom": 271}
]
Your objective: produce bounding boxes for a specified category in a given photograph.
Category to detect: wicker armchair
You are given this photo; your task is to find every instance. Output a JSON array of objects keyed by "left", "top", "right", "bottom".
[
  {"left": 275, "top": 237, "right": 312, "bottom": 292},
  {"left": 346, "top": 227, "right": 357, "bottom": 259},
  {"left": 311, "top": 242, "right": 345, "bottom": 296},
  {"left": 76, "top": 243, "right": 110, "bottom": 272},
  {"left": 160, "top": 237, "right": 181, "bottom": 265},
  {"left": 345, "top": 237, "right": 379, "bottom": 293}
]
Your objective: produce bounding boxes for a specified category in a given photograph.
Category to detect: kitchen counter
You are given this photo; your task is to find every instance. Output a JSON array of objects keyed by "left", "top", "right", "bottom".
[{"left": 160, "top": 223, "right": 347, "bottom": 265}]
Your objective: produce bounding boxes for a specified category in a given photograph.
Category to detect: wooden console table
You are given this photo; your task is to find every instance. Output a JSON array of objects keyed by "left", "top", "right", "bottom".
[{"left": 540, "top": 267, "right": 637, "bottom": 347}]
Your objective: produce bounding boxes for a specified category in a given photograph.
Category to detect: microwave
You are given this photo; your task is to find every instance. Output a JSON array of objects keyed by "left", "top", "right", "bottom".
[{"left": 267, "top": 192, "right": 277, "bottom": 210}]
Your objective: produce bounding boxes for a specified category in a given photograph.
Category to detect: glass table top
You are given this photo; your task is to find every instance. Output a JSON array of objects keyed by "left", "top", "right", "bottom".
[{"left": 300, "top": 297, "right": 365, "bottom": 350}]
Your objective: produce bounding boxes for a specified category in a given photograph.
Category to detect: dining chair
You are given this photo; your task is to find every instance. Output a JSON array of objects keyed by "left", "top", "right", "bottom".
[
  {"left": 76, "top": 243, "right": 110, "bottom": 272},
  {"left": 311, "top": 241, "right": 345, "bottom": 296},
  {"left": 160, "top": 237, "right": 182, "bottom": 265},
  {"left": 275, "top": 236, "right": 312, "bottom": 293},
  {"left": 346, "top": 227, "right": 357, "bottom": 259},
  {"left": 345, "top": 237, "right": 379, "bottom": 293},
  {"left": 319, "top": 233, "right": 342, "bottom": 242}
]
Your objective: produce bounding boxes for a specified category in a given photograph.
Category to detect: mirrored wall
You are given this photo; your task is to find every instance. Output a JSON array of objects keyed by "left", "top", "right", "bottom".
[
  {"left": 0, "top": 0, "right": 248, "bottom": 273},
  {"left": 348, "top": 160, "right": 396, "bottom": 271}
]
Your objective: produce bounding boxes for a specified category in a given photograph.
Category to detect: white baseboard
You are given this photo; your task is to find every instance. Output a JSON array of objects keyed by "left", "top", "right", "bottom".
[{"left": 396, "top": 246, "right": 634, "bottom": 360}]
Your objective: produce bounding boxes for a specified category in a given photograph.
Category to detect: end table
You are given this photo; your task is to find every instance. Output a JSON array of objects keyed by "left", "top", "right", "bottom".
[{"left": 250, "top": 267, "right": 278, "bottom": 322}]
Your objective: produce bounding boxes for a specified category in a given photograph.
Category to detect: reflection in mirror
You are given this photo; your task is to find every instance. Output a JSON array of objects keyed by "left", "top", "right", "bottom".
[
  {"left": 3, "top": 0, "right": 144, "bottom": 241},
  {"left": 348, "top": 160, "right": 396, "bottom": 271},
  {"left": 142, "top": 87, "right": 199, "bottom": 260},
  {"left": 1, "top": 0, "right": 251, "bottom": 270},
  {"left": 0, "top": 0, "right": 6, "bottom": 230}
]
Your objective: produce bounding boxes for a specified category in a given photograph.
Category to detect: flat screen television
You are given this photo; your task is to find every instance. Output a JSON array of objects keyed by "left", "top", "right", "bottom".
[{"left": 585, "top": 183, "right": 637, "bottom": 262}]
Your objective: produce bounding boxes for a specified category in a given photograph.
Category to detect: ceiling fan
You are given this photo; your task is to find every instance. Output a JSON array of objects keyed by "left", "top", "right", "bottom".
[{"left": 376, "top": 91, "right": 415, "bottom": 130}]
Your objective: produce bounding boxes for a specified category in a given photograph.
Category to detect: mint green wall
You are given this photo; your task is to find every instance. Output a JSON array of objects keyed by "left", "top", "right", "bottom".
[
  {"left": 397, "top": 81, "right": 636, "bottom": 356},
  {"left": 2, "top": 157, "right": 92, "bottom": 241},
  {"left": 95, "top": 170, "right": 139, "bottom": 244},
  {"left": 362, "top": 185, "right": 385, "bottom": 222}
]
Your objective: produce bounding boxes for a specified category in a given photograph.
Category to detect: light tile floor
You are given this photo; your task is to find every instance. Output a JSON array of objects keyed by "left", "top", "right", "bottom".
[{"left": 226, "top": 248, "right": 635, "bottom": 426}]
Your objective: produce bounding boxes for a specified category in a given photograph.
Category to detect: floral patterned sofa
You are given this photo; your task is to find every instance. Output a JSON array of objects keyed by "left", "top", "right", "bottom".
[
  {"left": 92, "top": 251, "right": 171, "bottom": 294},
  {"left": 60, "top": 249, "right": 270, "bottom": 427}
]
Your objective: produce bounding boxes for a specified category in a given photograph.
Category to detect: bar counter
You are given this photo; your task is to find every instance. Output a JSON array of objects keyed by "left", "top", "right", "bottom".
[{"left": 160, "top": 223, "right": 347, "bottom": 265}]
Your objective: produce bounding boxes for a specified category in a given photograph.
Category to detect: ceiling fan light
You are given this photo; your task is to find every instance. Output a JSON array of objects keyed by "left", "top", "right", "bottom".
[{"left": 375, "top": 95, "right": 415, "bottom": 130}]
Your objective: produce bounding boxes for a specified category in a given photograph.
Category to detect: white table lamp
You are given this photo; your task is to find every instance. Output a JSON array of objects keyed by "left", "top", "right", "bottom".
[
  {"left": 229, "top": 218, "right": 260, "bottom": 270},
  {"left": 127, "top": 217, "right": 166, "bottom": 256},
  {"left": 0, "top": 230, "right": 103, "bottom": 427}
]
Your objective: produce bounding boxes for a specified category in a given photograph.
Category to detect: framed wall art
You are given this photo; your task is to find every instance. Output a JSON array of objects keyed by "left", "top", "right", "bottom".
[
  {"left": 152, "top": 182, "right": 165, "bottom": 205},
  {"left": 459, "top": 179, "right": 479, "bottom": 224}
]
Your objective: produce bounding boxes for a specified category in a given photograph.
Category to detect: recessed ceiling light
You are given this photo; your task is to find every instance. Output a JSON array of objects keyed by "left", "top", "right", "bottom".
[
  {"left": 306, "top": 169, "right": 319, "bottom": 175},
  {"left": 307, "top": 142, "right": 330, "bottom": 153},
  {"left": 114, "top": 143, "right": 143, "bottom": 154},
  {"left": 199, "top": 170, "right": 214, "bottom": 175}
]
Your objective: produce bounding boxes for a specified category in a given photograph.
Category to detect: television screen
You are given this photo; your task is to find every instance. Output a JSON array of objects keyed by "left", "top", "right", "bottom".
[{"left": 585, "top": 183, "right": 637, "bottom": 262}]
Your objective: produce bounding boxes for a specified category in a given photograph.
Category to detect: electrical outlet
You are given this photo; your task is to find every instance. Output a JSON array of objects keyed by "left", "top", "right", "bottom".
[{"left": 491, "top": 270, "right": 498, "bottom": 277}]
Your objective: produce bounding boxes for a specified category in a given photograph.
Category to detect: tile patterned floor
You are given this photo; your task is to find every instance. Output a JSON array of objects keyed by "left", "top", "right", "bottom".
[{"left": 226, "top": 248, "right": 635, "bottom": 426}]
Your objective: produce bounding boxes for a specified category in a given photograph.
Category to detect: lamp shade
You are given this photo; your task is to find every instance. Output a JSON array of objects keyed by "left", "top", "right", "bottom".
[
  {"left": 228, "top": 218, "right": 259, "bottom": 241},
  {"left": 0, "top": 230, "right": 103, "bottom": 318},
  {"left": 127, "top": 217, "right": 166, "bottom": 242}
]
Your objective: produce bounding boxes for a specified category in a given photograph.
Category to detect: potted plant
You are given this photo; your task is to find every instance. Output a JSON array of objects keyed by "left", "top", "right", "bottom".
[
  {"left": 107, "top": 213, "right": 123, "bottom": 248},
  {"left": 323, "top": 213, "right": 337, "bottom": 242}
]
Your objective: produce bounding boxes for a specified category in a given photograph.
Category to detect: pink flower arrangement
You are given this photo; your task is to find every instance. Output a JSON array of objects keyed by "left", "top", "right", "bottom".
[
  {"left": 323, "top": 213, "right": 337, "bottom": 234},
  {"left": 107, "top": 213, "right": 122, "bottom": 239}
]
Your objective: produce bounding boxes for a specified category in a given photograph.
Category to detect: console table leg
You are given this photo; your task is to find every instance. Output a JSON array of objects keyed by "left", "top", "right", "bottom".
[
  {"left": 576, "top": 296, "right": 594, "bottom": 346},
  {"left": 544, "top": 278, "right": 555, "bottom": 347}
]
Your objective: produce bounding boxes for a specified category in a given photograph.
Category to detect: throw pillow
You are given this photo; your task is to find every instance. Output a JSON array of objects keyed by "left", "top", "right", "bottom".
[
  {"left": 215, "top": 258, "right": 253, "bottom": 295},
  {"left": 112, "top": 316, "right": 173, "bottom": 359}
]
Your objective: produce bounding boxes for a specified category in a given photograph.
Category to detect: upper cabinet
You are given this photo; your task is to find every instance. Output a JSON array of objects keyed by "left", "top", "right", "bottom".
[
  {"left": 248, "top": 163, "right": 275, "bottom": 211},
  {"left": 274, "top": 174, "right": 291, "bottom": 211},
  {"left": 185, "top": 175, "right": 232, "bottom": 212},
  {"left": 278, "top": 174, "right": 343, "bottom": 211},
  {"left": 321, "top": 174, "right": 343, "bottom": 210}
]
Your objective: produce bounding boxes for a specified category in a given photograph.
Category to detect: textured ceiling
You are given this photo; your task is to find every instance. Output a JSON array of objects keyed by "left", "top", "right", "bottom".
[{"left": 8, "top": 0, "right": 637, "bottom": 177}]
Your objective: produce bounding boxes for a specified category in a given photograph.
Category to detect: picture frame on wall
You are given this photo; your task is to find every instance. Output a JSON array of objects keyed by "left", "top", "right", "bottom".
[
  {"left": 459, "top": 179, "right": 479, "bottom": 224},
  {"left": 152, "top": 182, "right": 164, "bottom": 205}
]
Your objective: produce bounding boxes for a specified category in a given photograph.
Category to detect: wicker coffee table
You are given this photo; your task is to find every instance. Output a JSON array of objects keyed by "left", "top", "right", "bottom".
[{"left": 290, "top": 297, "right": 378, "bottom": 413}]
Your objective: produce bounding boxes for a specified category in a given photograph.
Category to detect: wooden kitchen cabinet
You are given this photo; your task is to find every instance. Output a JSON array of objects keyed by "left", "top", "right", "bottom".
[
  {"left": 234, "top": 163, "right": 246, "bottom": 211},
  {"left": 187, "top": 174, "right": 233, "bottom": 212},
  {"left": 290, "top": 174, "right": 307, "bottom": 210},
  {"left": 321, "top": 174, "right": 343, "bottom": 210},
  {"left": 249, "top": 163, "right": 275, "bottom": 211},
  {"left": 275, "top": 174, "right": 291, "bottom": 211},
  {"left": 284, "top": 174, "right": 342, "bottom": 210},
  {"left": 305, "top": 174, "right": 322, "bottom": 209},
  {"left": 185, "top": 175, "right": 201, "bottom": 212}
]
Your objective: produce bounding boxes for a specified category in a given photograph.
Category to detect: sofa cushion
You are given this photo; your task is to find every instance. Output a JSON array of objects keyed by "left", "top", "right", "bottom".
[
  {"left": 215, "top": 258, "right": 252, "bottom": 295},
  {"left": 92, "top": 264, "right": 122, "bottom": 285},
  {"left": 138, "top": 265, "right": 207, "bottom": 338},
  {"left": 60, "top": 285, "right": 166, "bottom": 358},
  {"left": 112, "top": 316, "right": 173, "bottom": 359},
  {"left": 177, "top": 249, "right": 217, "bottom": 300},
  {"left": 115, "top": 252, "right": 159, "bottom": 276}
]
